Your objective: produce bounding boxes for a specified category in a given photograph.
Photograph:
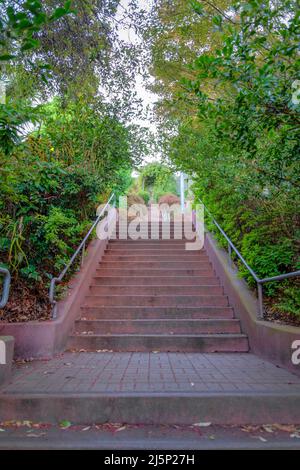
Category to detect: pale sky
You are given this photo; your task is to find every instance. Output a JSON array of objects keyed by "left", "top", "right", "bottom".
[{"left": 116, "top": 0, "right": 159, "bottom": 140}]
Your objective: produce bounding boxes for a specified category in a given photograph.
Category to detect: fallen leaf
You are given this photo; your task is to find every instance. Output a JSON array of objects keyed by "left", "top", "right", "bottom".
[
  {"left": 241, "top": 425, "right": 260, "bottom": 433},
  {"left": 272, "top": 424, "right": 298, "bottom": 433},
  {"left": 262, "top": 425, "right": 274, "bottom": 433},
  {"left": 59, "top": 420, "right": 72, "bottom": 429},
  {"left": 193, "top": 422, "right": 212, "bottom": 427},
  {"left": 253, "top": 436, "right": 267, "bottom": 442},
  {"left": 115, "top": 426, "right": 127, "bottom": 433}
]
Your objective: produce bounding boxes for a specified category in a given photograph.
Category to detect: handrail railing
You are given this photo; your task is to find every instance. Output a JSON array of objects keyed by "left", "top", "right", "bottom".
[
  {"left": 0, "top": 267, "right": 11, "bottom": 309},
  {"left": 198, "top": 199, "right": 300, "bottom": 319},
  {"left": 49, "top": 193, "right": 116, "bottom": 319}
]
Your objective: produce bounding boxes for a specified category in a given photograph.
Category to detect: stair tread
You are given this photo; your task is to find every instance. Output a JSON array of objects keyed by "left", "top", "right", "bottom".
[
  {"left": 76, "top": 317, "right": 240, "bottom": 323},
  {"left": 70, "top": 333, "right": 247, "bottom": 338}
]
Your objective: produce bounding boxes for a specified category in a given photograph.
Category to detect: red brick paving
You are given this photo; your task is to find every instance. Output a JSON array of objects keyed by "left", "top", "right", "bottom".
[{"left": 1, "top": 352, "right": 300, "bottom": 394}]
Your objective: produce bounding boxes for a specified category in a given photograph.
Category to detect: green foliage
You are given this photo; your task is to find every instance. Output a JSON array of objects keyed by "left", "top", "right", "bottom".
[
  {"left": 137, "top": 189, "right": 150, "bottom": 205},
  {"left": 0, "top": 102, "right": 39, "bottom": 154},
  {"left": 136, "top": 163, "right": 178, "bottom": 203},
  {"left": 0, "top": 0, "right": 73, "bottom": 63},
  {"left": 0, "top": 152, "right": 105, "bottom": 282},
  {"left": 276, "top": 286, "right": 300, "bottom": 317}
]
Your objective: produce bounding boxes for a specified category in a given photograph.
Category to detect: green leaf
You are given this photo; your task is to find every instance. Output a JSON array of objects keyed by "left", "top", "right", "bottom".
[
  {"left": 59, "top": 420, "right": 72, "bottom": 429},
  {"left": 0, "top": 54, "right": 16, "bottom": 61},
  {"left": 189, "top": 0, "right": 204, "bottom": 15},
  {"left": 50, "top": 7, "right": 68, "bottom": 21},
  {"left": 6, "top": 6, "right": 16, "bottom": 21},
  {"left": 21, "top": 38, "right": 40, "bottom": 51}
]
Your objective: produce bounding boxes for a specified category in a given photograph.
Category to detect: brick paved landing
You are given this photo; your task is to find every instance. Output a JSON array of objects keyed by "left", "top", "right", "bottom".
[
  {"left": 2, "top": 352, "right": 300, "bottom": 394},
  {"left": 1, "top": 353, "right": 300, "bottom": 425}
]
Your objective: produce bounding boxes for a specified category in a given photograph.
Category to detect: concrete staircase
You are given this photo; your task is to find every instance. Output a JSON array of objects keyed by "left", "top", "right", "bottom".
[
  {"left": 67, "top": 222, "right": 249, "bottom": 353},
  {"left": 3, "top": 222, "right": 300, "bottom": 432}
]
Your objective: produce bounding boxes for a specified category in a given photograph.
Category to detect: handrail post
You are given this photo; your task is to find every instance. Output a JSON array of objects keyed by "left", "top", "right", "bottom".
[
  {"left": 257, "top": 282, "right": 264, "bottom": 320},
  {"left": 81, "top": 242, "right": 86, "bottom": 268},
  {"left": 228, "top": 243, "right": 232, "bottom": 269}
]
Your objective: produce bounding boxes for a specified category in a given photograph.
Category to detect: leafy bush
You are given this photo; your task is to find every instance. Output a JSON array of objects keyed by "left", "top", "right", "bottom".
[
  {"left": 138, "top": 190, "right": 150, "bottom": 205},
  {"left": 130, "top": 163, "right": 179, "bottom": 203},
  {"left": 276, "top": 286, "right": 300, "bottom": 318}
]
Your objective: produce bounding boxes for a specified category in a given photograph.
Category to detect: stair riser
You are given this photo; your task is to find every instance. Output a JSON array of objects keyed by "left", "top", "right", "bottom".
[
  {"left": 103, "top": 255, "right": 209, "bottom": 262},
  {"left": 92, "top": 276, "right": 220, "bottom": 286},
  {"left": 80, "top": 307, "right": 234, "bottom": 319},
  {"left": 67, "top": 335, "right": 249, "bottom": 353},
  {"left": 105, "top": 248, "right": 206, "bottom": 253},
  {"left": 89, "top": 286, "right": 224, "bottom": 296},
  {"left": 99, "top": 262, "right": 212, "bottom": 269},
  {"left": 74, "top": 320, "right": 241, "bottom": 335},
  {"left": 84, "top": 295, "right": 229, "bottom": 307},
  {"left": 106, "top": 247, "right": 197, "bottom": 252},
  {"left": 2, "top": 393, "right": 299, "bottom": 425},
  {"left": 96, "top": 269, "right": 215, "bottom": 277}
]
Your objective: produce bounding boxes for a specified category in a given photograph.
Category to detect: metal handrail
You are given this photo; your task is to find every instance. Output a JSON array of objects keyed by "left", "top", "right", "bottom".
[
  {"left": 0, "top": 267, "right": 11, "bottom": 309},
  {"left": 49, "top": 193, "right": 115, "bottom": 319},
  {"left": 198, "top": 199, "right": 300, "bottom": 319}
]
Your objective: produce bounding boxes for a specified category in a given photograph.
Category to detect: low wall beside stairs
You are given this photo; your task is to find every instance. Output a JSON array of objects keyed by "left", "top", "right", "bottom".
[
  {"left": 0, "top": 238, "right": 108, "bottom": 359},
  {"left": 204, "top": 232, "right": 300, "bottom": 376}
]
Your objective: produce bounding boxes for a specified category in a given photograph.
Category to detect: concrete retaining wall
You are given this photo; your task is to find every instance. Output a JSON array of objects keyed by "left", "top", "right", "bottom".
[{"left": 0, "top": 238, "right": 108, "bottom": 359}]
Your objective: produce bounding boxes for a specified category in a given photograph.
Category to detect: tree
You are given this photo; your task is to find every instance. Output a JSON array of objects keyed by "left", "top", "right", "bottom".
[{"left": 145, "top": 0, "right": 300, "bottom": 315}]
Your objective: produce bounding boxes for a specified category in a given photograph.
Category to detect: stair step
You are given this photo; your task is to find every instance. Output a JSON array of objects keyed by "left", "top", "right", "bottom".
[
  {"left": 89, "top": 285, "right": 224, "bottom": 295},
  {"left": 99, "top": 261, "right": 212, "bottom": 269},
  {"left": 106, "top": 246, "right": 196, "bottom": 251},
  {"left": 2, "top": 390, "right": 300, "bottom": 425},
  {"left": 74, "top": 319, "right": 241, "bottom": 334},
  {"left": 103, "top": 254, "right": 209, "bottom": 262},
  {"left": 67, "top": 334, "right": 249, "bottom": 352},
  {"left": 92, "top": 276, "right": 220, "bottom": 286},
  {"left": 96, "top": 268, "right": 215, "bottom": 277},
  {"left": 80, "top": 306, "right": 234, "bottom": 319},
  {"left": 84, "top": 295, "right": 229, "bottom": 307}
]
